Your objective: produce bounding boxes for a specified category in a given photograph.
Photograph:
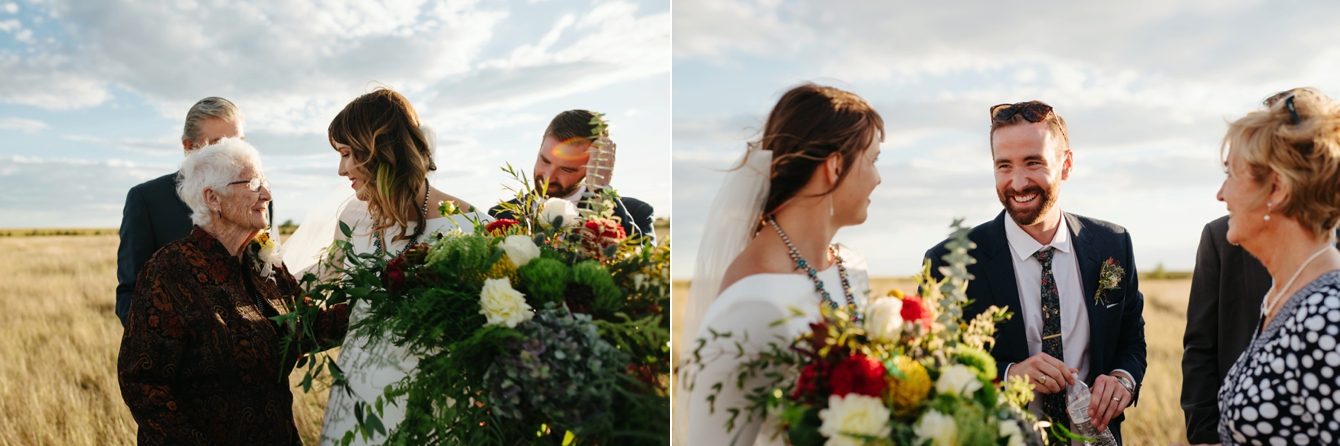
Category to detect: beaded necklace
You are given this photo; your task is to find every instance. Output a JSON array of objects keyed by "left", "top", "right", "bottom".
[
  {"left": 373, "top": 180, "right": 431, "bottom": 258},
  {"left": 767, "top": 216, "right": 859, "bottom": 322}
]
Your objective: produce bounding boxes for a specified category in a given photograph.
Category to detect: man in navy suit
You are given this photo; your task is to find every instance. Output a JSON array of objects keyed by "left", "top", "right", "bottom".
[
  {"left": 115, "top": 97, "right": 266, "bottom": 326},
  {"left": 489, "top": 109, "right": 655, "bottom": 241},
  {"left": 925, "top": 101, "right": 1146, "bottom": 443}
]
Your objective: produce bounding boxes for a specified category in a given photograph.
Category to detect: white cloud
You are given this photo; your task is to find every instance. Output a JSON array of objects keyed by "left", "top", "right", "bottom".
[
  {"left": 2, "top": 3, "right": 17, "bottom": 14},
  {"left": 672, "top": 0, "right": 1338, "bottom": 276},
  {"left": 0, "top": 117, "right": 48, "bottom": 133},
  {"left": 0, "top": 0, "right": 669, "bottom": 136},
  {"left": 432, "top": 1, "right": 669, "bottom": 116}
]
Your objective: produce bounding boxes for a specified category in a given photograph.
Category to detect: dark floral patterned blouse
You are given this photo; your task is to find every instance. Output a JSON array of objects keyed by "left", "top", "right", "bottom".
[{"left": 118, "top": 227, "right": 348, "bottom": 445}]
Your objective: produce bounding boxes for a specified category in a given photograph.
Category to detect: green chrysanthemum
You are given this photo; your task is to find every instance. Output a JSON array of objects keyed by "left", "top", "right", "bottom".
[
  {"left": 953, "top": 347, "right": 997, "bottom": 383},
  {"left": 572, "top": 260, "right": 621, "bottom": 313},
  {"left": 517, "top": 257, "right": 571, "bottom": 306}
]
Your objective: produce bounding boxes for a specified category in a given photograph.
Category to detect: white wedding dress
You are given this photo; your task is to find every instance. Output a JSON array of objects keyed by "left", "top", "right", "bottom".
[
  {"left": 318, "top": 200, "right": 490, "bottom": 446},
  {"left": 684, "top": 245, "right": 870, "bottom": 446}
]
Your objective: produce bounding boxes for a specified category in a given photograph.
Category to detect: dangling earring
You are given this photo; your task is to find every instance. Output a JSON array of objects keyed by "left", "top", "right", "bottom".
[
  {"left": 1264, "top": 202, "right": 1272, "bottom": 221},
  {"left": 829, "top": 195, "right": 835, "bottom": 217},
  {"left": 216, "top": 208, "right": 222, "bottom": 218}
]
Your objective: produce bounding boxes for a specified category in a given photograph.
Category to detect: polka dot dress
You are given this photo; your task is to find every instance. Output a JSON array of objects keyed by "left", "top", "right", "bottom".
[{"left": 1220, "top": 271, "right": 1340, "bottom": 445}]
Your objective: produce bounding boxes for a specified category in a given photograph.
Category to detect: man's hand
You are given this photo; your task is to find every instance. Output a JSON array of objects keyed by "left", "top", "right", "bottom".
[
  {"left": 1089, "top": 372, "right": 1132, "bottom": 432},
  {"left": 1006, "top": 353, "right": 1076, "bottom": 394},
  {"left": 586, "top": 136, "right": 616, "bottom": 188}
]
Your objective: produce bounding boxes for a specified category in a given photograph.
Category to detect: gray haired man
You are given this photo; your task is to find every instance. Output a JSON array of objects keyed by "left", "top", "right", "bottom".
[{"left": 115, "top": 97, "right": 269, "bottom": 326}]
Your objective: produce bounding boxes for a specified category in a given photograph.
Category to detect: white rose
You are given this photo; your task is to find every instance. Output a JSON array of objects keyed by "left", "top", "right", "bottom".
[
  {"left": 817, "top": 394, "right": 891, "bottom": 446},
  {"left": 501, "top": 235, "right": 541, "bottom": 268},
  {"left": 998, "top": 419, "right": 1025, "bottom": 446},
  {"left": 538, "top": 198, "right": 579, "bottom": 228},
  {"left": 935, "top": 364, "right": 983, "bottom": 397},
  {"left": 912, "top": 409, "right": 958, "bottom": 446},
  {"left": 864, "top": 297, "right": 904, "bottom": 342},
  {"left": 478, "top": 278, "right": 533, "bottom": 328}
]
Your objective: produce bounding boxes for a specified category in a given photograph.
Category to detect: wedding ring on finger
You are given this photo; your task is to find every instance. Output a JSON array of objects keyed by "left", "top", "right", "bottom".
[
  {"left": 1038, "top": 375, "right": 1047, "bottom": 385},
  {"left": 1112, "top": 396, "right": 1120, "bottom": 402}
]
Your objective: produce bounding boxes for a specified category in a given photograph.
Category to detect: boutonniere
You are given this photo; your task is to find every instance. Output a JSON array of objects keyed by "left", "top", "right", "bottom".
[
  {"left": 252, "top": 231, "right": 282, "bottom": 280},
  {"left": 1095, "top": 257, "right": 1124, "bottom": 306}
]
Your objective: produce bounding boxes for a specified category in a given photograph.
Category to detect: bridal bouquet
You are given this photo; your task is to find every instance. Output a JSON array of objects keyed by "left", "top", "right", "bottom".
[
  {"left": 684, "top": 221, "right": 1046, "bottom": 446},
  {"left": 278, "top": 169, "right": 670, "bottom": 444}
]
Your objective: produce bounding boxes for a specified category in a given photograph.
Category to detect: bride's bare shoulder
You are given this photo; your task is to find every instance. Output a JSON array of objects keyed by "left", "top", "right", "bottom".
[
  {"left": 428, "top": 189, "right": 475, "bottom": 220},
  {"left": 718, "top": 240, "right": 793, "bottom": 294}
]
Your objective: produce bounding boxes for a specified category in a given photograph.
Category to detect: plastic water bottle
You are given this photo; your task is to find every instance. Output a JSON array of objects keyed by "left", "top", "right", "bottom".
[{"left": 1065, "top": 380, "right": 1119, "bottom": 446}]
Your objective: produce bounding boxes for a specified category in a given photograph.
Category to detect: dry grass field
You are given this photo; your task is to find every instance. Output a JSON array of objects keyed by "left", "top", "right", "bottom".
[
  {"left": 672, "top": 277, "right": 1196, "bottom": 446},
  {"left": 4, "top": 231, "right": 1189, "bottom": 445},
  {"left": 0, "top": 235, "right": 332, "bottom": 445}
]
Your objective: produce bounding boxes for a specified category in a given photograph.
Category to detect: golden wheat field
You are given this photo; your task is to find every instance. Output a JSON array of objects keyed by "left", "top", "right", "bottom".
[
  {"left": 672, "top": 277, "right": 1196, "bottom": 446},
  {"left": 0, "top": 235, "right": 333, "bottom": 445}
]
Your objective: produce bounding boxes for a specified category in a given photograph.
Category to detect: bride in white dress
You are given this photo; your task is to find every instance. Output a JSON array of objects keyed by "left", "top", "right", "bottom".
[
  {"left": 678, "top": 84, "right": 886, "bottom": 446},
  {"left": 284, "top": 89, "right": 487, "bottom": 446}
]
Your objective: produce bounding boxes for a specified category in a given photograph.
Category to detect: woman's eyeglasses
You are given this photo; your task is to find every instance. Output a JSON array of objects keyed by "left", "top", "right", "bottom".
[
  {"left": 228, "top": 177, "right": 270, "bottom": 192},
  {"left": 990, "top": 101, "right": 1055, "bottom": 123}
]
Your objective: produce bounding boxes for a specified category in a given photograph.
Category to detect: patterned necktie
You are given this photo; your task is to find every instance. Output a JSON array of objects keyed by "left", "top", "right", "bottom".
[{"left": 1034, "top": 247, "right": 1070, "bottom": 427}]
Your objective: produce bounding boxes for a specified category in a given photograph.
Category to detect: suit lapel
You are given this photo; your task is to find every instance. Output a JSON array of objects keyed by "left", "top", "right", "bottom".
[
  {"left": 982, "top": 212, "right": 1029, "bottom": 361},
  {"left": 1067, "top": 213, "right": 1106, "bottom": 380}
]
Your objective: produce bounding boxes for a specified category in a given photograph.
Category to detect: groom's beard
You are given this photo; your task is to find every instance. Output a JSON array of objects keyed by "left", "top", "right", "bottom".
[
  {"left": 535, "top": 176, "right": 582, "bottom": 199},
  {"left": 998, "top": 183, "right": 1060, "bottom": 227}
]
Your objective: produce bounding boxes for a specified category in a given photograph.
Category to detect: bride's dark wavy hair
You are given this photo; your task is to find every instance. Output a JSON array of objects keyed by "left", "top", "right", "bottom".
[
  {"left": 329, "top": 87, "right": 436, "bottom": 242},
  {"left": 754, "top": 83, "right": 884, "bottom": 216}
]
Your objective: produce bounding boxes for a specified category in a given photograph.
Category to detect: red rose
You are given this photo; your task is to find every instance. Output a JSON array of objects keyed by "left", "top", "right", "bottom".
[
  {"left": 626, "top": 364, "right": 659, "bottom": 389},
  {"left": 383, "top": 256, "right": 407, "bottom": 291},
  {"left": 828, "top": 354, "right": 887, "bottom": 398},
  {"left": 792, "top": 362, "right": 829, "bottom": 399},
  {"left": 901, "top": 295, "right": 933, "bottom": 330},
  {"left": 486, "top": 219, "right": 520, "bottom": 235}
]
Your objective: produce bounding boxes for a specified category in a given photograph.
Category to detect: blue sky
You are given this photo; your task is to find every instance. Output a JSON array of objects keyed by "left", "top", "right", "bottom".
[
  {"left": 672, "top": 0, "right": 1340, "bottom": 278},
  {"left": 0, "top": 0, "right": 670, "bottom": 229}
]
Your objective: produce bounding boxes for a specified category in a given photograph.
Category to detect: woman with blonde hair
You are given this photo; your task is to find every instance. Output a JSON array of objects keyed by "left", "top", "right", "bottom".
[
  {"left": 1210, "top": 87, "right": 1340, "bottom": 445},
  {"left": 309, "top": 88, "right": 486, "bottom": 445}
]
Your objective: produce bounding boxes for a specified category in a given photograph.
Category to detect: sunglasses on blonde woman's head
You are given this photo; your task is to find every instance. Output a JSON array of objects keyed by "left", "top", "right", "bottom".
[
  {"left": 228, "top": 177, "right": 270, "bottom": 192},
  {"left": 990, "top": 101, "right": 1055, "bottom": 123}
]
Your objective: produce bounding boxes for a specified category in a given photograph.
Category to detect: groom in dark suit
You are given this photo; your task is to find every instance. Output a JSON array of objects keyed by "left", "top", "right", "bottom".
[
  {"left": 489, "top": 109, "right": 655, "bottom": 241},
  {"left": 115, "top": 97, "right": 266, "bottom": 326},
  {"left": 925, "top": 101, "right": 1146, "bottom": 443}
]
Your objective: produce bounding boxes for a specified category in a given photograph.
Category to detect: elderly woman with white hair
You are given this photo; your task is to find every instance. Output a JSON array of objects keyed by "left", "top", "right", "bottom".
[{"left": 118, "top": 138, "right": 348, "bottom": 445}]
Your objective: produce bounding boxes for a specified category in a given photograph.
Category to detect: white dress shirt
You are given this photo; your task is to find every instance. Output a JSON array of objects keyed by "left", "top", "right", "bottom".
[{"left": 1002, "top": 212, "right": 1091, "bottom": 417}]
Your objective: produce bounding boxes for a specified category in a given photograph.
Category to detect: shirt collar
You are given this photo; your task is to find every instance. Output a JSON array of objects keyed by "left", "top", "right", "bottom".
[
  {"left": 1003, "top": 211, "right": 1072, "bottom": 262},
  {"left": 560, "top": 184, "right": 587, "bottom": 204}
]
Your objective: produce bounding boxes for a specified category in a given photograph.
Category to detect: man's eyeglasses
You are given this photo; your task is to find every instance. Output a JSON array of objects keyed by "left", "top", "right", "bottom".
[
  {"left": 228, "top": 177, "right": 270, "bottom": 192},
  {"left": 990, "top": 101, "right": 1055, "bottom": 123}
]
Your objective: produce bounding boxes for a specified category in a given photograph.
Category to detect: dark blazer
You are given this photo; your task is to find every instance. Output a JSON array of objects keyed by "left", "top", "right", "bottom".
[
  {"left": 489, "top": 192, "right": 656, "bottom": 242},
  {"left": 1180, "top": 216, "right": 1340, "bottom": 443},
  {"left": 117, "top": 172, "right": 193, "bottom": 327},
  {"left": 925, "top": 211, "right": 1147, "bottom": 442}
]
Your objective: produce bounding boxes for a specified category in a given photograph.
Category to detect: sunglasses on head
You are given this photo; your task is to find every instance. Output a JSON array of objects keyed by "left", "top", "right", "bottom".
[
  {"left": 990, "top": 101, "right": 1054, "bottom": 123},
  {"left": 1264, "top": 90, "right": 1303, "bottom": 125}
]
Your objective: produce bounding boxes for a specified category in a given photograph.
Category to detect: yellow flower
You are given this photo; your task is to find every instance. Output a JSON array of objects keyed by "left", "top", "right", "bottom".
[
  {"left": 885, "top": 356, "right": 931, "bottom": 412},
  {"left": 487, "top": 256, "right": 519, "bottom": 282}
]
